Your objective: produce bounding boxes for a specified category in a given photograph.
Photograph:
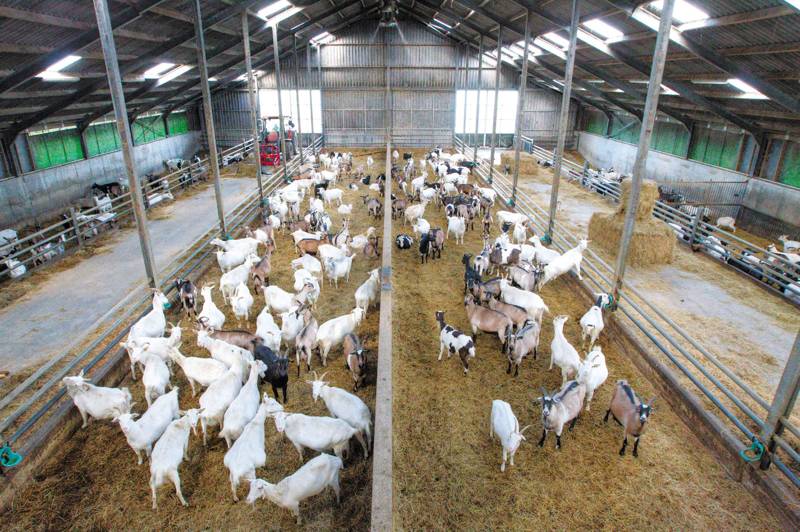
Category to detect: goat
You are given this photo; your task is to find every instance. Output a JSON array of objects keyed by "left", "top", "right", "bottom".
[
  {"left": 355, "top": 268, "right": 380, "bottom": 313},
  {"left": 412, "top": 217, "right": 430, "bottom": 236},
  {"left": 291, "top": 254, "right": 323, "bottom": 277},
  {"left": 251, "top": 252, "right": 272, "bottom": 290},
  {"left": 716, "top": 216, "right": 736, "bottom": 232},
  {"left": 120, "top": 323, "right": 181, "bottom": 376},
  {"left": 168, "top": 347, "right": 228, "bottom": 397},
  {"left": 272, "top": 410, "right": 358, "bottom": 462},
  {"left": 126, "top": 291, "right": 170, "bottom": 379},
  {"left": 61, "top": 371, "right": 132, "bottom": 428},
  {"left": 537, "top": 381, "right": 586, "bottom": 450},
  {"left": 142, "top": 352, "right": 172, "bottom": 407},
  {"left": 149, "top": 408, "right": 201, "bottom": 509},
  {"left": 487, "top": 298, "right": 529, "bottom": 331},
  {"left": 490, "top": 400, "right": 530, "bottom": 472},
  {"left": 256, "top": 308, "right": 282, "bottom": 352},
  {"left": 577, "top": 346, "right": 609, "bottom": 411},
  {"left": 219, "top": 360, "right": 267, "bottom": 448},
  {"left": 252, "top": 344, "right": 290, "bottom": 403},
  {"left": 198, "top": 362, "right": 246, "bottom": 445},
  {"left": 174, "top": 278, "right": 197, "bottom": 318},
  {"left": 198, "top": 285, "right": 225, "bottom": 331},
  {"left": 464, "top": 295, "right": 513, "bottom": 351},
  {"left": 550, "top": 315, "right": 581, "bottom": 385},
  {"left": 506, "top": 320, "right": 540, "bottom": 377},
  {"left": 447, "top": 216, "right": 466, "bottom": 245},
  {"left": 537, "top": 239, "right": 589, "bottom": 289},
  {"left": 116, "top": 388, "right": 180, "bottom": 464},
  {"left": 316, "top": 308, "right": 366, "bottom": 366},
  {"left": 263, "top": 284, "right": 299, "bottom": 315},
  {"left": 309, "top": 375, "right": 372, "bottom": 457},
  {"left": 498, "top": 280, "right": 549, "bottom": 326},
  {"left": 245, "top": 453, "right": 343, "bottom": 525},
  {"left": 231, "top": 282, "right": 254, "bottom": 324},
  {"left": 295, "top": 308, "right": 318, "bottom": 376},
  {"left": 419, "top": 232, "right": 431, "bottom": 264},
  {"left": 462, "top": 253, "right": 482, "bottom": 295},
  {"left": 779, "top": 234, "right": 800, "bottom": 253},
  {"left": 224, "top": 394, "right": 272, "bottom": 501},
  {"left": 404, "top": 199, "right": 428, "bottom": 226},
  {"left": 578, "top": 295, "right": 608, "bottom": 350},
  {"left": 196, "top": 329, "right": 253, "bottom": 381},
  {"left": 427, "top": 228, "right": 445, "bottom": 259},
  {"left": 435, "top": 310, "right": 476, "bottom": 374},
  {"left": 604, "top": 380, "right": 655, "bottom": 457},
  {"left": 220, "top": 254, "right": 260, "bottom": 303},
  {"left": 343, "top": 334, "right": 368, "bottom": 391},
  {"left": 324, "top": 254, "right": 355, "bottom": 288}
]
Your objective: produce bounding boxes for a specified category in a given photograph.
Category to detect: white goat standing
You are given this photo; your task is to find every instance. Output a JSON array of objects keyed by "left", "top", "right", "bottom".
[
  {"left": 316, "top": 308, "right": 366, "bottom": 366},
  {"left": 256, "top": 307, "right": 282, "bottom": 351},
  {"left": 538, "top": 239, "right": 589, "bottom": 289},
  {"left": 230, "top": 281, "right": 254, "bottom": 324},
  {"left": 447, "top": 216, "right": 466, "bottom": 245},
  {"left": 576, "top": 346, "right": 609, "bottom": 411},
  {"left": 223, "top": 394, "right": 272, "bottom": 501},
  {"left": 169, "top": 347, "right": 228, "bottom": 397},
  {"left": 199, "top": 362, "right": 245, "bottom": 445},
  {"left": 220, "top": 361, "right": 267, "bottom": 448},
  {"left": 490, "top": 400, "right": 529, "bottom": 472},
  {"left": 116, "top": 388, "right": 180, "bottom": 465},
  {"left": 310, "top": 376, "right": 372, "bottom": 457},
  {"left": 245, "top": 453, "right": 343, "bottom": 524},
  {"left": 354, "top": 268, "right": 380, "bottom": 313},
  {"left": 198, "top": 285, "right": 225, "bottom": 331},
  {"left": 61, "top": 371, "right": 132, "bottom": 428},
  {"left": 550, "top": 315, "right": 580, "bottom": 384},
  {"left": 141, "top": 351, "right": 172, "bottom": 407},
  {"left": 220, "top": 255, "right": 259, "bottom": 304},
  {"left": 149, "top": 408, "right": 201, "bottom": 510},
  {"left": 126, "top": 291, "right": 170, "bottom": 379}
]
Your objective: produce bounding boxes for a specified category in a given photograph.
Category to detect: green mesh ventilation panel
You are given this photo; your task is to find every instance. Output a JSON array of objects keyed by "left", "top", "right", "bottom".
[
  {"left": 609, "top": 115, "right": 641, "bottom": 144},
  {"left": 689, "top": 127, "right": 743, "bottom": 170},
  {"left": 779, "top": 141, "right": 800, "bottom": 188},
  {"left": 84, "top": 122, "right": 121, "bottom": 157},
  {"left": 132, "top": 115, "right": 167, "bottom": 145},
  {"left": 583, "top": 110, "right": 607, "bottom": 135},
  {"left": 651, "top": 121, "right": 689, "bottom": 156},
  {"left": 167, "top": 112, "right": 189, "bottom": 135},
  {"left": 29, "top": 128, "right": 84, "bottom": 169}
]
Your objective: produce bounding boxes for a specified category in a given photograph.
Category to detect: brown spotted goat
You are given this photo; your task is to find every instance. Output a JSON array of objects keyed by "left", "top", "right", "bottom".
[{"left": 603, "top": 380, "right": 655, "bottom": 457}]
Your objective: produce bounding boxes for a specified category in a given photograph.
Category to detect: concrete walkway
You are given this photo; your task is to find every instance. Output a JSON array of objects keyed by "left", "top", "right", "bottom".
[{"left": 0, "top": 177, "right": 256, "bottom": 373}]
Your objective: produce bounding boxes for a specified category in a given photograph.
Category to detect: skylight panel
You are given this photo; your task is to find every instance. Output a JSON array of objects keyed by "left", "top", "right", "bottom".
[
  {"left": 583, "top": 19, "right": 623, "bottom": 40},
  {"left": 650, "top": 0, "right": 708, "bottom": 23}
]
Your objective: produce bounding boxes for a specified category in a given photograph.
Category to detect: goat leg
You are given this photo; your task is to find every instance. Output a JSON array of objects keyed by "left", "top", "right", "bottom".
[
  {"left": 619, "top": 436, "right": 628, "bottom": 456},
  {"left": 632, "top": 437, "right": 640, "bottom": 458},
  {"left": 537, "top": 429, "right": 546, "bottom": 447}
]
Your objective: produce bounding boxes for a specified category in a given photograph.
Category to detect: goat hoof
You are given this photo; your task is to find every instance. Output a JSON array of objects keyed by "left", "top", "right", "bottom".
[
  {"left": 619, "top": 449, "right": 626, "bottom": 457},
  {"left": 632, "top": 451, "right": 638, "bottom": 458}
]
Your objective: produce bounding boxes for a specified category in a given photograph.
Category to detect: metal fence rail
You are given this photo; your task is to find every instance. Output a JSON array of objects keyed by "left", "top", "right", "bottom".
[
  {"left": 0, "top": 139, "right": 257, "bottom": 280},
  {"left": 454, "top": 136, "right": 799, "bottom": 490},
  {"left": 520, "top": 138, "right": 800, "bottom": 305},
  {"left": 0, "top": 138, "right": 319, "bottom": 450}
]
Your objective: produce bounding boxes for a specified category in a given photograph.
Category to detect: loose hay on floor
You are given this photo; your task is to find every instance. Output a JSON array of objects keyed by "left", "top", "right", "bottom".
[
  {"left": 391, "top": 175, "right": 777, "bottom": 530},
  {"left": 500, "top": 151, "right": 539, "bottom": 175}
]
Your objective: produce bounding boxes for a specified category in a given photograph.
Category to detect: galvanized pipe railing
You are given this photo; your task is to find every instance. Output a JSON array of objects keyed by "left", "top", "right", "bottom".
[
  {"left": 453, "top": 136, "right": 799, "bottom": 488},
  {"left": 0, "top": 139, "right": 320, "bottom": 446},
  {"left": 0, "top": 138, "right": 257, "bottom": 279}
]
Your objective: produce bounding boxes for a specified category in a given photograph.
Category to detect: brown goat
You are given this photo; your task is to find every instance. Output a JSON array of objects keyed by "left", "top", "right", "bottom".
[
  {"left": 464, "top": 295, "right": 512, "bottom": 350},
  {"left": 251, "top": 252, "right": 271, "bottom": 290},
  {"left": 604, "top": 380, "right": 655, "bottom": 457},
  {"left": 487, "top": 298, "right": 529, "bottom": 330},
  {"left": 367, "top": 197, "right": 382, "bottom": 218},
  {"left": 392, "top": 198, "right": 407, "bottom": 220},
  {"left": 363, "top": 235, "right": 379, "bottom": 259},
  {"left": 294, "top": 308, "right": 318, "bottom": 376},
  {"left": 296, "top": 234, "right": 329, "bottom": 256},
  {"left": 428, "top": 228, "right": 445, "bottom": 259},
  {"left": 199, "top": 324, "right": 262, "bottom": 352},
  {"left": 343, "top": 333, "right": 368, "bottom": 391}
]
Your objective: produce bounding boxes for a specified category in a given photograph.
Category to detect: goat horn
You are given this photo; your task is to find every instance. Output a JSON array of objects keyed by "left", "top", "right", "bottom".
[
  {"left": 520, "top": 425, "right": 532, "bottom": 434},
  {"left": 319, "top": 371, "right": 329, "bottom": 381}
]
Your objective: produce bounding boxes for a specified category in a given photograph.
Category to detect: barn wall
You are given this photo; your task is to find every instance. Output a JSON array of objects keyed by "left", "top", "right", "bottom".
[{"left": 0, "top": 132, "right": 200, "bottom": 229}]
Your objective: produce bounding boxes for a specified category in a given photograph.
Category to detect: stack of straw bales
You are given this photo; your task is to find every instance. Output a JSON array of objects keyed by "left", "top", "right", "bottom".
[
  {"left": 588, "top": 178, "right": 675, "bottom": 266},
  {"left": 500, "top": 151, "right": 539, "bottom": 175}
]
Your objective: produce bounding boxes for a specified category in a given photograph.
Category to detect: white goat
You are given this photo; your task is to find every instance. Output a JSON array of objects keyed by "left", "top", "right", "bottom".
[
  {"left": 538, "top": 239, "right": 589, "bottom": 289},
  {"left": 220, "top": 361, "right": 267, "bottom": 448},
  {"left": 779, "top": 234, "right": 800, "bottom": 253},
  {"left": 310, "top": 376, "right": 372, "bottom": 457},
  {"left": 220, "top": 255, "right": 259, "bottom": 304},
  {"left": 264, "top": 284, "right": 299, "bottom": 314},
  {"left": 216, "top": 248, "right": 249, "bottom": 273},
  {"left": 404, "top": 199, "right": 428, "bottom": 226},
  {"left": 490, "top": 400, "right": 530, "bottom": 472},
  {"left": 149, "top": 409, "right": 201, "bottom": 509},
  {"left": 446, "top": 216, "right": 466, "bottom": 245},
  {"left": 337, "top": 204, "right": 353, "bottom": 218},
  {"left": 528, "top": 235, "right": 561, "bottom": 265},
  {"left": 142, "top": 352, "right": 172, "bottom": 407},
  {"left": 61, "top": 371, "right": 132, "bottom": 428},
  {"left": 316, "top": 308, "right": 366, "bottom": 366},
  {"left": 281, "top": 308, "right": 306, "bottom": 347},
  {"left": 579, "top": 304, "right": 604, "bottom": 351},
  {"left": 291, "top": 254, "right": 323, "bottom": 277},
  {"left": 256, "top": 307, "right": 282, "bottom": 351},
  {"left": 497, "top": 211, "right": 528, "bottom": 225},
  {"left": 120, "top": 323, "right": 181, "bottom": 376},
  {"left": 322, "top": 188, "right": 344, "bottom": 206},
  {"left": 196, "top": 330, "right": 253, "bottom": 382},
  {"left": 550, "top": 315, "right": 580, "bottom": 384},
  {"left": 116, "top": 388, "right": 180, "bottom": 465},
  {"left": 198, "top": 285, "right": 225, "bottom": 331},
  {"left": 224, "top": 394, "right": 272, "bottom": 501},
  {"left": 412, "top": 217, "right": 430, "bottom": 236},
  {"left": 169, "top": 347, "right": 228, "bottom": 397},
  {"left": 324, "top": 254, "right": 355, "bottom": 288},
  {"left": 272, "top": 411, "right": 357, "bottom": 461},
  {"left": 354, "top": 268, "right": 380, "bottom": 313},
  {"left": 716, "top": 216, "right": 736, "bottom": 232},
  {"left": 199, "top": 362, "right": 245, "bottom": 445},
  {"left": 126, "top": 291, "right": 169, "bottom": 379},
  {"left": 245, "top": 453, "right": 343, "bottom": 524},
  {"left": 498, "top": 280, "right": 549, "bottom": 325},
  {"left": 230, "top": 281, "right": 254, "bottom": 324},
  {"left": 576, "top": 346, "right": 609, "bottom": 411}
]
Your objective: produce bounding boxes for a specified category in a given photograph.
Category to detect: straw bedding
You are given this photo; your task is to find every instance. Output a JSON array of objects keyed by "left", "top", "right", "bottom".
[
  {"left": 500, "top": 151, "right": 539, "bottom": 175},
  {"left": 589, "top": 179, "right": 675, "bottom": 266}
]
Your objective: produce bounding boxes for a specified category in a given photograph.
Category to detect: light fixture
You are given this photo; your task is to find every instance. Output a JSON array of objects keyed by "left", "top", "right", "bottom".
[
  {"left": 310, "top": 31, "right": 335, "bottom": 45},
  {"left": 542, "top": 32, "right": 570, "bottom": 50},
  {"left": 157, "top": 65, "right": 192, "bottom": 86},
  {"left": 583, "top": 19, "right": 624, "bottom": 40},
  {"left": 727, "top": 78, "right": 768, "bottom": 99},
  {"left": 143, "top": 62, "right": 175, "bottom": 79},
  {"left": 37, "top": 54, "right": 81, "bottom": 81},
  {"left": 379, "top": 0, "right": 399, "bottom": 28},
  {"left": 257, "top": 0, "right": 291, "bottom": 19},
  {"left": 649, "top": 0, "right": 708, "bottom": 23}
]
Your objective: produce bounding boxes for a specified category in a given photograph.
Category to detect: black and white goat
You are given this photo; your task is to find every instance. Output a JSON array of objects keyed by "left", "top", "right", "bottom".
[{"left": 435, "top": 310, "right": 475, "bottom": 374}]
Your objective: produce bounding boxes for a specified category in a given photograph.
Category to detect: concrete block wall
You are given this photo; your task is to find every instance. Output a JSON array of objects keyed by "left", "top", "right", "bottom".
[{"left": 0, "top": 132, "right": 200, "bottom": 229}]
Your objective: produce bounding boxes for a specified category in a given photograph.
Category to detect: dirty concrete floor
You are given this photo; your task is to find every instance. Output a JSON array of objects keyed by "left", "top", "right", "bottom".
[
  {"left": 516, "top": 169, "right": 799, "bottom": 399},
  {"left": 0, "top": 177, "right": 256, "bottom": 374}
]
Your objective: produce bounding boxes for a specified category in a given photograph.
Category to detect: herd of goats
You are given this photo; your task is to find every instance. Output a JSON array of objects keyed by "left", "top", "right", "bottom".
[{"left": 57, "top": 145, "right": 661, "bottom": 522}]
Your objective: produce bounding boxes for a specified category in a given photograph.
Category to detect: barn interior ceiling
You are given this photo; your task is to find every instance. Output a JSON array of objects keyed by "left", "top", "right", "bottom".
[{"left": 0, "top": 0, "right": 798, "bottom": 139}]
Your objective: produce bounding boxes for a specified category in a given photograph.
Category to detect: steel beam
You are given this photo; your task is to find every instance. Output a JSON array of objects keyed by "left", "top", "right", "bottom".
[
  {"left": 307, "top": 45, "right": 317, "bottom": 155},
  {"left": 292, "top": 35, "right": 305, "bottom": 163},
  {"left": 488, "top": 26, "right": 502, "bottom": 183},
  {"left": 611, "top": 0, "right": 674, "bottom": 303},
  {"left": 92, "top": 0, "right": 158, "bottom": 288},
  {"left": 546, "top": 0, "right": 579, "bottom": 238},
  {"left": 510, "top": 11, "right": 530, "bottom": 205},
  {"left": 317, "top": 43, "right": 323, "bottom": 150},
  {"left": 193, "top": 0, "right": 226, "bottom": 236},
  {"left": 461, "top": 43, "right": 469, "bottom": 144},
  {"left": 473, "top": 35, "right": 483, "bottom": 164},
  {"left": 242, "top": 10, "right": 264, "bottom": 214},
  {"left": 272, "top": 24, "right": 290, "bottom": 181}
]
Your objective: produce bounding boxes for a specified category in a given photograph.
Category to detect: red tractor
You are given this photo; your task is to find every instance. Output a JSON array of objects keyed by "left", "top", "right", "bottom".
[{"left": 259, "top": 127, "right": 295, "bottom": 172}]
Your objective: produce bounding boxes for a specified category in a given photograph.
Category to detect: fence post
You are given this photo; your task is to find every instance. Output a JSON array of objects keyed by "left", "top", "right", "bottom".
[
  {"left": 688, "top": 212, "right": 701, "bottom": 249},
  {"left": 69, "top": 207, "right": 84, "bottom": 249},
  {"left": 759, "top": 332, "right": 800, "bottom": 470}
]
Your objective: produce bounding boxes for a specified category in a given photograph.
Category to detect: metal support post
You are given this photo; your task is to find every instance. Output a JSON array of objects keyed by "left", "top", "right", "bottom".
[
  {"left": 317, "top": 44, "right": 323, "bottom": 150},
  {"left": 488, "top": 26, "right": 502, "bottom": 184},
  {"left": 292, "top": 35, "right": 304, "bottom": 162},
  {"left": 242, "top": 10, "right": 264, "bottom": 214},
  {"left": 271, "top": 24, "right": 290, "bottom": 181},
  {"left": 69, "top": 207, "right": 84, "bottom": 249},
  {"left": 611, "top": 0, "right": 674, "bottom": 304},
  {"left": 92, "top": 0, "right": 158, "bottom": 287},
  {"left": 461, "top": 43, "right": 468, "bottom": 146},
  {"left": 546, "top": 0, "right": 580, "bottom": 238},
  {"left": 454, "top": 44, "right": 461, "bottom": 143},
  {"left": 192, "top": 0, "right": 226, "bottom": 236},
  {"left": 759, "top": 331, "right": 800, "bottom": 469},
  {"left": 511, "top": 11, "right": 530, "bottom": 206},
  {"left": 306, "top": 45, "right": 316, "bottom": 155},
  {"left": 473, "top": 35, "right": 483, "bottom": 164}
]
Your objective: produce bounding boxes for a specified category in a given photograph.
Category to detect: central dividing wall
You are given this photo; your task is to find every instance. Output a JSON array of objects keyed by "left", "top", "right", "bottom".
[{"left": 255, "top": 18, "right": 576, "bottom": 148}]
